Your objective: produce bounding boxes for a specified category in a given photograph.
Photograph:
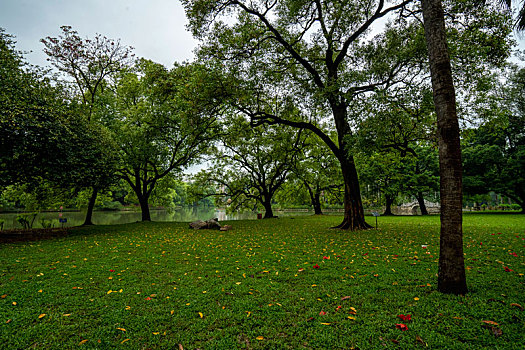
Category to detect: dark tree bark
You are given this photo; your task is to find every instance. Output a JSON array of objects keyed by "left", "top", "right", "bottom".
[
  {"left": 421, "top": 0, "right": 468, "bottom": 294},
  {"left": 312, "top": 192, "right": 323, "bottom": 215},
  {"left": 333, "top": 155, "right": 371, "bottom": 229},
  {"left": 262, "top": 198, "right": 274, "bottom": 219},
  {"left": 416, "top": 192, "right": 429, "bottom": 215},
  {"left": 384, "top": 194, "right": 395, "bottom": 216},
  {"left": 82, "top": 187, "right": 98, "bottom": 226},
  {"left": 137, "top": 193, "right": 152, "bottom": 222}
]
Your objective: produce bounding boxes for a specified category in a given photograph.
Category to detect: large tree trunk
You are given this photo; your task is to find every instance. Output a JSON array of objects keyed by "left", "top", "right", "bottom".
[
  {"left": 312, "top": 191, "right": 323, "bottom": 215},
  {"left": 138, "top": 193, "right": 152, "bottom": 222},
  {"left": 262, "top": 199, "right": 274, "bottom": 219},
  {"left": 416, "top": 192, "right": 429, "bottom": 215},
  {"left": 82, "top": 187, "right": 98, "bottom": 226},
  {"left": 333, "top": 155, "right": 372, "bottom": 229},
  {"left": 422, "top": 0, "right": 467, "bottom": 294},
  {"left": 383, "top": 194, "right": 395, "bottom": 216}
]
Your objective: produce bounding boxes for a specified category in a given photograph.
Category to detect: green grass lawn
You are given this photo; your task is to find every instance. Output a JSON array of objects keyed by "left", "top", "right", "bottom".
[{"left": 1, "top": 214, "right": 524, "bottom": 349}]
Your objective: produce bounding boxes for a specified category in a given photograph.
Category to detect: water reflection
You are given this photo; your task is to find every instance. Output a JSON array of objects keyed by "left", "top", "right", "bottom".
[{"left": 0, "top": 207, "right": 312, "bottom": 230}]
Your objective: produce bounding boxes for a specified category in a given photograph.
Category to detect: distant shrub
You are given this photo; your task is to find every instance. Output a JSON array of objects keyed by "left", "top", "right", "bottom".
[
  {"left": 16, "top": 213, "right": 37, "bottom": 229},
  {"left": 40, "top": 218, "right": 53, "bottom": 229}
]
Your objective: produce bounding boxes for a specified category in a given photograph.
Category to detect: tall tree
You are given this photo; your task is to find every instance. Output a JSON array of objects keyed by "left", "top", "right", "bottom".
[
  {"left": 183, "top": 0, "right": 431, "bottom": 229},
  {"left": 107, "top": 60, "right": 223, "bottom": 221},
  {"left": 195, "top": 116, "right": 305, "bottom": 218},
  {"left": 41, "top": 26, "right": 134, "bottom": 225},
  {"left": 421, "top": 0, "right": 467, "bottom": 294},
  {"left": 0, "top": 29, "right": 116, "bottom": 199}
]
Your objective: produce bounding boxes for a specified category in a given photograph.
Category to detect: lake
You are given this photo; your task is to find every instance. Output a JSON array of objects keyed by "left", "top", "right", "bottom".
[{"left": 0, "top": 207, "right": 316, "bottom": 230}]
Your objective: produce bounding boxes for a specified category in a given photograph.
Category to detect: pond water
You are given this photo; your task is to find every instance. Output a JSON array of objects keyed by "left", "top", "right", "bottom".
[{"left": 0, "top": 207, "right": 316, "bottom": 230}]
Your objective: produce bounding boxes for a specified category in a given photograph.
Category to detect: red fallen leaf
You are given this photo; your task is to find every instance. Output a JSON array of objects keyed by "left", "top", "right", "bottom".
[
  {"left": 335, "top": 306, "right": 342, "bottom": 311},
  {"left": 363, "top": 253, "right": 369, "bottom": 256},
  {"left": 390, "top": 339, "right": 400, "bottom": 344},
  {"left": 109, "top": 269, "right": 115, "bottom": 272},
  {"left": 491, "top": 233, "right": 495, "bottom": 235},
  {"left": 323, "top": 256, "right": 330, "bottom": 260},
  {"left": 396, "top": 323, "right": 408, "bottom": 331},
  {"left": 319, "top": 311, "right": 327, "bottom": 316},
  {"left": 498, "top": 232, "right": 502, "bottom": 235},
  {"left": 504, "top": 266, "right": 513, "bottom": 272},
  {"left": 313, "top": 264, "right": 320, "bottom": 269},
  {"left": 298, "top": 268, "right": 305, "bottom": 272},
  {"left": 510, "top": 252, "right": 518, "bottom": 257},
  {"left": 398, "top": 314, "right": 412, "bottom": 322},
  {"left": 145, "top": 297, "right": 152, "bottom": 300},
  {"left": 510, "top": 303, "right": 523, "bottom": 310}
]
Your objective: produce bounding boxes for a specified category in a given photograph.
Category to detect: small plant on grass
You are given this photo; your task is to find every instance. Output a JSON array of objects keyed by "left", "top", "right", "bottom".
[{"left": 39, "top": 218, "right": 53, "bottom": 229}]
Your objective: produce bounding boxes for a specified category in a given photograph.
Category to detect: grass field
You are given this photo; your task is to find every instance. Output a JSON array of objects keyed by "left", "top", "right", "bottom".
[{"left": 1, "top": 214, "right": 524, "bottom": 349}]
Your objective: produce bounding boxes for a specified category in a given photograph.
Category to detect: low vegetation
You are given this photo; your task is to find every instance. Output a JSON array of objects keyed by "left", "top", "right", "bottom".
[{"left": 0, "top": 214, "right": 523, "bottom": 349}]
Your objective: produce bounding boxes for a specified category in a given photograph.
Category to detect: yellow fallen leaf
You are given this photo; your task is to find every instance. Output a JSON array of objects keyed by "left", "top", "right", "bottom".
[
  {"left": 170, "top": 310, "right": 174, "bottom": 315},
  {"left": 63, "top": 314, "right": 71, "bottom": 317},
  {"left": 321, "top": 322, "right": 332, "bottom": 325},
  {"left": 121, "top": 339, "right": 130, "bottom": 344},
  {"left": 202, "top": 291, "right": 207, "bottom": 293},
  {"left": 79, "top": 339, "right": 88, "bottom": 345},
  {"left": 246, "top": 311, "right": 251, "bottom": 317},
  {"left": 235, "top": 282, "right": 241, "bottom": 285},
  {"left": 347, "top": 316, "right": 356, "bottom": 320},
  {"left": 38, "top": 290, "right": 43, "bottom": 293},
  {"left": 12, "top": 302, "right": 17, "bottom": 306},
  {"left": 125, "top": 306, "right": 131, "bottom": 310},
  {"left": 482, "top": 320, "right": 499, "bottom": 326},
  {"left": 152, "top": 332, "right": 160, "bottom": 335},
  {"left": 198, "top": 312, "right": 203, "bottom": 318},
  {"left": 117, "top": 328, "right": 126, "bottom": 332},
  {"left": 350, "top": 307, "right": 357, "bottom": 312},
  {"left": 414, "top": 297, "right": 420, "bottom": 301},
  {"left": 256, "top": 336, "right": 264, "bottom": 340},
  {"left": 107, "top": 290, "right": 113, "bottom": 294}
]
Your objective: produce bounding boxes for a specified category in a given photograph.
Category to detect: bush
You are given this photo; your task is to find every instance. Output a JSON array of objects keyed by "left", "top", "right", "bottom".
[
  {"left": 16, "top": 213, "right": 37, "bottom": 229},
  {"left": 40, "top": 218, "right": 53, "bottom": 229}
]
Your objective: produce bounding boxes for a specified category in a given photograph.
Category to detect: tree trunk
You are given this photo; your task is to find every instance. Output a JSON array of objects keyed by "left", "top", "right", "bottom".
[
  {"left": 262, "top": 200, "right": 274, "bottom": 218},
  {"left": 422, "top": 0, "right": 467, "bottom": 294},
  {"left": 416, "top": 192, "right": 429, "bottom": 215},
  {"left": 333, "top": 155, "right": 372, "bottom": 229},
  {"left": 82, "top": 187, "right": 98, "bottom": 226},
  {"left": 313, "top": 191, "right": 323, "bottom": 215},
  {"left": 383, "top": 194, "right": 395, "bottom": 216},
  {"left": 138, "top": 193, "right": 151, "bottom": 222}
]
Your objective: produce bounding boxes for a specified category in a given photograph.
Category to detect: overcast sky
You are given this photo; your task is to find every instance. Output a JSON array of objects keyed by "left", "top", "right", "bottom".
[{"left": 0, "top": 0, "right": 198, "bottom": 68}]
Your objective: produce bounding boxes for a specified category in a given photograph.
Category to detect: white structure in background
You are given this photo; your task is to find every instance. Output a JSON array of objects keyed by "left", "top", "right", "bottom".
[{"left": 397, "top": 200, "right": 440, "bottom": 215}]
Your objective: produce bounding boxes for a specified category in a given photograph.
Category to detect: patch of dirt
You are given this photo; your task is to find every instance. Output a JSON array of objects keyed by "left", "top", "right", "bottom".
[{"left": 0, "top": 227, "right": 72, "bottom": 243}]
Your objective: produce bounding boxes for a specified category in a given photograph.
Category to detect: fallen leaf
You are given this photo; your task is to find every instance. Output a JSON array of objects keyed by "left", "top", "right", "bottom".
[
  {"left": 12, "top": 302, "right": 17, "bottom": 306},
  {"left": 6, "top": 319, "right": 11, "bottom": 324},
  {"left": 38, "top": 314, "right": 46, "bottom": 319},
  {"left": 79, "top": 339, "right": 88, "bottom": 345},
  {"left": 320, "top": 322, "right": 332, "bottom": 325},
  {"left": 341, "top": 296, "right": 351, "bottom": 301},
  {"left": 117, "top": 328, "right": 126, "bottom": 332},
  {"left": 1, "top": 294, "right": 7, "bottom": 299},
  {"left": 171, "top": 310, "right": 174, "bottom": 315},
  {"left": 63, "top": 314, "right": 71, "bottom": 317},
  {"left": 414, "top": 297, "right": 420, "bottom": 301},
  {"left": 347, "top": 316, "right": 356, "bottom": 320},
  {"left": 198, "top": 312, "right": 203, "bottom": 318},
  {"left": 256, "top": 336, "right": 264, "bottom": 340},
  {"left": 416, "top": 335, "right": 427, "bottom": 347},
  {"left": 390, "top": 339, "right": 400, "bottom": 344},
  {"left": 481, "top": 320, "right": 499, "bottom": 326},
  {"left": 152, "top": 332, "right": 160, "bottom": 335},
  {"left": 510, "top": 303, "right": 523, "bottom": 310},
  {"left": 178, "top": 344, "right": 184, "bottom": 350},
  {"left": 319, "top": 311, "right": 327, "bottom": 316},
  {"left": 396, "top": 323, "right": 408, "bottom": 331},
  {"left": 121, "top": 339, "right": 130, "bottom": 344}
]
